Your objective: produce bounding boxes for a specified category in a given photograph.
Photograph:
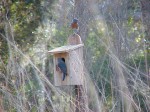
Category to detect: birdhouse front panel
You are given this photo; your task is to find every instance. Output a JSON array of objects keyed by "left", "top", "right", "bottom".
[{"left": 54, "top": 53, "right": 69, "bottom": 86}]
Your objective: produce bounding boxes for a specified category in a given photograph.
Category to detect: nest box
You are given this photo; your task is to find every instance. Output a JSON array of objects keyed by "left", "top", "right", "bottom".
[{"left": 48, "top": 44, "right": 84, "bottom": 86}]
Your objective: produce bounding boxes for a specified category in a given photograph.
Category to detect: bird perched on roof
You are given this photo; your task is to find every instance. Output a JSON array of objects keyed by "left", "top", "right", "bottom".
[
  {"left": 56, "top": 58, "right": 67, "bottom": 81},
  {"left": 71, "top": 18, "right": 79, "bottom": 33}
]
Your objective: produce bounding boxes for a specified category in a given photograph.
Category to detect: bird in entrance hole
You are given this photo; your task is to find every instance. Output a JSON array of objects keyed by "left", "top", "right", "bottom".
[
  {"left": 70, "top": 18, "right": 79, "bottom": 33},
  {"left": 56, "top": 58, "right": 67, "bottom": 81}
]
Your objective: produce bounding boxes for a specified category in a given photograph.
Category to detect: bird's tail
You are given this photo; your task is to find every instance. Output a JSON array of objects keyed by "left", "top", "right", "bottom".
[{"left": 62, "top": 73, "right": 66, "bottom": 81}]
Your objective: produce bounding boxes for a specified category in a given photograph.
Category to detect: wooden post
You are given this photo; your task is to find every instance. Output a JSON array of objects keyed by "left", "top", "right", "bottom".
[
  {"left": 67, "top": 33, "right": 87, "bottom": 112},
  {"left": 67, "top": 33, "right": 83, "bottom": 45}
]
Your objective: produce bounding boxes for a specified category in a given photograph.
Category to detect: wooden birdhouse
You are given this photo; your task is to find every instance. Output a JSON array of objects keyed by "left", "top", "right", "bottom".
[{"left": 48, "top": 44, "right": 84, "bottom": 86}]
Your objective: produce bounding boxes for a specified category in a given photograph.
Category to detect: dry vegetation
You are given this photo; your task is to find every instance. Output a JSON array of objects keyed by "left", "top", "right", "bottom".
[{"left": 0, "top": 0, "right": 149, "bottom": 112}]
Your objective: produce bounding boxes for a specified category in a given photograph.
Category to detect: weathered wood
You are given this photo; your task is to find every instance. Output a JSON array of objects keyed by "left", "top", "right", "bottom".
[
  {"left": 75, "top": 85, "right": 87, "bottom": 112},
  {"left": 48, "top": 44, "right": 84, "bottom": 54},
  {"left": 67, "top": 34, "right": 83, "bottom": 45},
  {"left": 67, "top": 33, "right": 87, "bottom": 112},
  {"left": 53, "top": 53, "right": 69, "bottom": 86},
  {"left": 49, "top": 42, "right": 84, "bottom": 86},
  {"left": 49, "top": 32, "right": 86, "bottom": 111}
]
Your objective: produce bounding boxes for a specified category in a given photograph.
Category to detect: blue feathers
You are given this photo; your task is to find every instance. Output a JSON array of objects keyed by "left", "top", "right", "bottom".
[
  {"left": 57, "top": 58, "right": 67, "bottom": 81},
  {"left": 73, "top": 18, "right": 78, "bottom": 23}
]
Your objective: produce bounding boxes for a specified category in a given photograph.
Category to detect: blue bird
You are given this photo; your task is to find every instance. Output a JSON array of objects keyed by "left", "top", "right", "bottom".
[
  {"left": 57, "top": 58, "right": 67, "bottom": 81},
  {"left": 71, "top": 18, "right": 79, "bottom": 33}
]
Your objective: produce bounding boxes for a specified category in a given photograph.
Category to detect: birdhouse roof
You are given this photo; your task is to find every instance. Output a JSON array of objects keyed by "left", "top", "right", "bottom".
[{"left": 48, "top": 44, "right": 84, "bottom": 54}]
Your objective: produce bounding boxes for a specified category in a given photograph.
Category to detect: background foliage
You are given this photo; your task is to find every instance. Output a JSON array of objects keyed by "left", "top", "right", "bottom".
[{"left": 0, "top": 0, "right": 149, "bottom": 112}]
